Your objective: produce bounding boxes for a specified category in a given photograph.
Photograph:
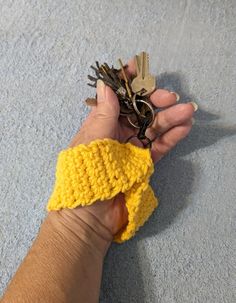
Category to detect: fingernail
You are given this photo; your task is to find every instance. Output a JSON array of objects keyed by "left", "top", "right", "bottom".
[
  {"left": 170, "top": 92, "right": 180, "bottom": 102},
  {"left": 96, "top": 80, "right": 106, "bottom": 103},
  {"left": 191, "top": 118, "right": 195, "bottom": 125},
  {"left": 190, "top": 101, "right": 198, "bottom": 112},
  {"left": 97, "top": 79, "right": 105, "bottom": 91}
]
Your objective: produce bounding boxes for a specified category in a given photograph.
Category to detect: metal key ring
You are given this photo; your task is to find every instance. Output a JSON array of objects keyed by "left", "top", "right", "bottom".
[
  {"left": 133, "top": 99, "right": 155, "bottom": 119},
  {"left": 127, "top": 113, "right": 154, "bottom": 128},
  {"left": 127, "top": 100, "right": 155, "bottom": 129},
  {"left": 127, "top": 115, "right": 140, "bottom": 128}
]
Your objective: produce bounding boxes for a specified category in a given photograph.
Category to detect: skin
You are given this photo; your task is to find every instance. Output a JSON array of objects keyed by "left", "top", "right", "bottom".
[{"left": 1, "top": 59, "right": 196, "bottom": 303}]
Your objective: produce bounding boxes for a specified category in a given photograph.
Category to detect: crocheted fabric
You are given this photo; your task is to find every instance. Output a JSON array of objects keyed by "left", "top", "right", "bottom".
[{"left": 47, "top": 139, "right": 158, "bottom": 243}]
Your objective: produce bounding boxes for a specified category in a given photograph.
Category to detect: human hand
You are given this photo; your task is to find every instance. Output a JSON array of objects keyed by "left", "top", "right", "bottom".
[{"left": 51, "top": 58, "right": 198, "bottom": 253}]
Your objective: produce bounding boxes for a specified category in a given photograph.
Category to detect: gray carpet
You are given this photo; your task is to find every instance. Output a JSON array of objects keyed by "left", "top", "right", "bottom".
[{"left": 0, "top": 1, "right": 236, "bottom": 302}]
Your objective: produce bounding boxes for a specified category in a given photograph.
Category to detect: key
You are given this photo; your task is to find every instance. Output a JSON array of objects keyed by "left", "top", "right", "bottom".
[
  {"left": 131, "top": 52, "right": 156, "bottom": 96},
  {"left": 88, "top": 62, "right": 128, "bottom": 98},
  {"left": 134, "top": 55, "right": 140, "bottom": 75},
  {"left": 118, "top": 59, "right": 132, "bottom": 100}
]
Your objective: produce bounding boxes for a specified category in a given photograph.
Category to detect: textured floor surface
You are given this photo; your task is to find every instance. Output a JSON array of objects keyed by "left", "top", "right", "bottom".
[{"left": 0, "top": 1, "right": 236, "bottom": 302}]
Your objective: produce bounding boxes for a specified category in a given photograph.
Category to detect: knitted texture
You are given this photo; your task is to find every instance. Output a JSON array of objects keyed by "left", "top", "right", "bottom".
[{"left": 47, "top": 139, "right": 158, "bottom": 242}]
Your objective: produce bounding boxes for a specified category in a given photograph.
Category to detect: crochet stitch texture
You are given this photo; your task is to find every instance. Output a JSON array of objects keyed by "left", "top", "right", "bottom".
[{"left": 47, "top": 139, "right": 158, "bottom": 242}]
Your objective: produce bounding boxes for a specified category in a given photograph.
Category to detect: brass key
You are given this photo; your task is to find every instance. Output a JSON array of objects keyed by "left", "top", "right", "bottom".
[
  {"left": 118, "top": 58, "right": 132, "bottom": 100},
  {"left": 131, "top": 52, "right": 156, "bottom": 96}
]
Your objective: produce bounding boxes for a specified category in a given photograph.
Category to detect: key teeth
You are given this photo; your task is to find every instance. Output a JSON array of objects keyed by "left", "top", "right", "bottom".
[
  {"left": 88, "top": 75, "right": 97, "bottom": 81},
  {"left": 87, "top": 83, "right": 96, "bottom": 88}
]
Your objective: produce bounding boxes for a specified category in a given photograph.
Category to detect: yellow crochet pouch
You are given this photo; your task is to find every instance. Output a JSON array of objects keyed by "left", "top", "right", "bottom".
[{"left": 47, "top": 139, "right": 158, "bottom": 243}]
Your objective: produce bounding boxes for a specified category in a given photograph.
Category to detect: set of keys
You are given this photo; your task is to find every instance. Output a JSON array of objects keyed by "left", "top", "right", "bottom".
[{"left": 86, "top": 52, "right": 157, "bottom": 147}]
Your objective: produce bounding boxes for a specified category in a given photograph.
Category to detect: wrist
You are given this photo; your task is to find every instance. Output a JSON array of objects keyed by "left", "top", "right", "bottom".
[{"left": 46, "top": 208, "right": 113, "bottom": 258}]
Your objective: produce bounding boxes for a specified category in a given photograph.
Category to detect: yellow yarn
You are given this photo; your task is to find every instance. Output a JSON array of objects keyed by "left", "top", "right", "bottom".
[{"left": 47, "top": 139, "right": 158, "bottom": 243}]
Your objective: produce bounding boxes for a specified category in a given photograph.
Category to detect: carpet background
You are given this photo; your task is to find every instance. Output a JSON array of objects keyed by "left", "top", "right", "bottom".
[{"left": 0, "top": 1, "right": 235, "bottom": 302}]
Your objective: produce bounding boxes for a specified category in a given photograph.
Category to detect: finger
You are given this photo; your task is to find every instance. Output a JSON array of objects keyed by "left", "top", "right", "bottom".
[
  {"left": 150, "top": 89, "right": 179, "bottom": 108},
  {"left": 149, "top": 103, "right": 196, "bottom": 135},
  {"left": 95, "top": 79, "right": 120, "bottom": 118},
  {"left": 151, "top": 120, "right": 193, "bottom": 163}
]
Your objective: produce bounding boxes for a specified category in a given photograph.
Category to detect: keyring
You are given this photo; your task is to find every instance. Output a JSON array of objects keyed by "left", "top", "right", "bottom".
[
  {"left": 127, "top": 99, "right": 155, "bottom": 129},
  {"left": 127, "top": 115, "right": 141, "bottom": 128},
  {"left": 133, "top": 99, "right": 154, "bottom": 118}
]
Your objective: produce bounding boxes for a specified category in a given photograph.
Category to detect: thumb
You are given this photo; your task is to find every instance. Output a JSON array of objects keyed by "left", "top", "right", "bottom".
[{"left": 96, "top": 79, "right": 120, "bottom": 118}]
